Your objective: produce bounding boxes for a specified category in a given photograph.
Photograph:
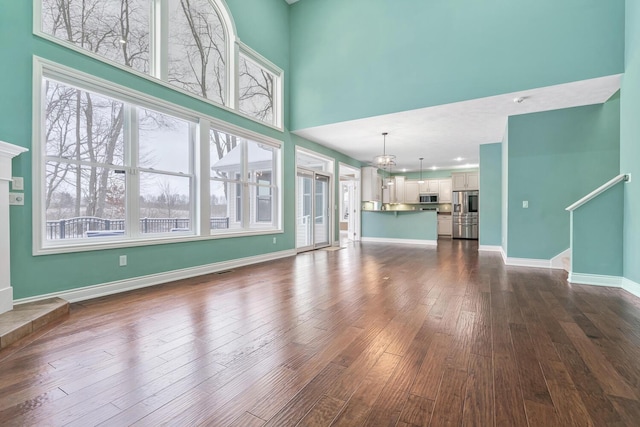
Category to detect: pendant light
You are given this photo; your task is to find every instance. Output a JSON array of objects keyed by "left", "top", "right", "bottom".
[
  {"left": 373, "top": 132, "right": 396, "bottom": 168},
  {"left": 418, "top": 157, "right": 425, "bottom": 184}
]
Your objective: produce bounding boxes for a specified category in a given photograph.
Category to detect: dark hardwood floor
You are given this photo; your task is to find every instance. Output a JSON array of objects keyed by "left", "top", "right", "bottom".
[{"left": 2, "top": 240, "right": 640, "bottom": 426}]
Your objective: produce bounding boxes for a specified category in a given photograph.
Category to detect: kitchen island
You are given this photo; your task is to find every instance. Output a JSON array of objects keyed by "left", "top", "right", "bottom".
[{"left": 361, "top": 210, "right": 438, "bottom": 245}]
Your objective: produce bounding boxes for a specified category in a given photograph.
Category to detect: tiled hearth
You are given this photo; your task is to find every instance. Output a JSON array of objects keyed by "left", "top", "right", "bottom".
[{"left": 0, "top": 298, "right": 69, "bottom": 350}]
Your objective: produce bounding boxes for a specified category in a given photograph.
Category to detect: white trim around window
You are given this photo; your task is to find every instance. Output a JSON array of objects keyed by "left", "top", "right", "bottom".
[
  {"left": 32, "top": 0, "right": 284, "bottom": 132},
  {"left": 32, "top": 56, "right": 283, "bottom": 256}
]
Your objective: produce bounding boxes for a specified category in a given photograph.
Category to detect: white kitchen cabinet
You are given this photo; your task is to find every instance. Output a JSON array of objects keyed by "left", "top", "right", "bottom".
[
  {"left": 393, "top": 176, "right": 405, "bottom": 203},
  {"left": 419, "top": 179, "right": 439, "bottom": 193},
  {"left": 404, "top": 180, "right": 420, "bottom": 204},
  {"left": 451, "top": 172, "right": 479, "bottom": 191},
  {"left": 437, "top": 215, "right": 452, "bottom": 235},
  {"left": 362, "top": 167, "right": 382, "bottom": 201},
  {"left": 438, "top": 178, "right": 452, "bottom": 203}
]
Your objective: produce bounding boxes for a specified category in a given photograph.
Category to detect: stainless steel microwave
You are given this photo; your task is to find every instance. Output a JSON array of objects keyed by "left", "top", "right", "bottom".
[{"left": 419, "top": 193, "right": 438, "bottom": 204}]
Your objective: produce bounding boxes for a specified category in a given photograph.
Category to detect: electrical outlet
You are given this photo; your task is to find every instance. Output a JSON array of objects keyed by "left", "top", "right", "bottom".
[
  {"left": 11, "top": 177, "right": 24, "bottom": 191},
  {"left": 119, "top": 255, "right": 127, "bottom": 266},
  {"left": 522, "top": 200, "right": 528, "bottom": 209},
  {"left": 272, "top": 237, "right": 277, "bottom": 244},
  {"left": 9, "top": 193, "right": 24, "bottom": 206}
]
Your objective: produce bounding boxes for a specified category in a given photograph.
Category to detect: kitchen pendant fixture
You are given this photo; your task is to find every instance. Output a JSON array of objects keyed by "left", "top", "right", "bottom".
[
  {"left": 373, "top": 132, "right": 396, "bottom": 169},
  {"left": 418, "top": 157, "right": 425, "bottom": 184}
]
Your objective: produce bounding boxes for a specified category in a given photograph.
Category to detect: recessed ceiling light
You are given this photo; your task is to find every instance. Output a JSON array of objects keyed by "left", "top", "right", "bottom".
[
  {"left": 431, "top": 166, "right": 438, "bottom": 170},
  {"left": 402, "top": 168, "right": 407, "bottom": 172},
  {"left": 455, "top": 157, "right": 463, "bottom": 162}
]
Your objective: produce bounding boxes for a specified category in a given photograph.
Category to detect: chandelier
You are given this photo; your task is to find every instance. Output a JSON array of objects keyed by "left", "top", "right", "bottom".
[
  {"left": 373, "top": 132, "right": 396, "bottom": 169},
  {"left": 418, "top": 157, "right": 425, "bottom": 184}
]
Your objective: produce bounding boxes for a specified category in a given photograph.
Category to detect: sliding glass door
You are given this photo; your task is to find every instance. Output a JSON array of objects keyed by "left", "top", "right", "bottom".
[
  {"left": 296, "top": 168, "right": 331, "bottom": 251},
  {"left": 314, "top": 174, "right": 330, "bottom": 247}
]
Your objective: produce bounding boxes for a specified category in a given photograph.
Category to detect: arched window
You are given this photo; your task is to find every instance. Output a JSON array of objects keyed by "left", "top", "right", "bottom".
[
  {"left": 167, "top": 0, "right": 228, "bottom": 105},
  {"left": 36, "top": 1, "right": 282, "bottom": 128}
]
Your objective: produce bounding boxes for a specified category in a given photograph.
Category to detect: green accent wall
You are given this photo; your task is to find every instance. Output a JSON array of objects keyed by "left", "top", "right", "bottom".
[
  {"left": 501, "top": 128, "right": 509, "bottom": 253},
  {"left": 362, "top": 211, "right": 437, "bottom": 241},
  {"left": 506, "top": 99, "right": 620, "bottom": 260},
  {"left": 1, "top": 0, "right": 362, "bottom": 299},
  {"left": 571, "top": 183, "right": 623, "bottom": 276},
  {"left": 622, "top": 0, "right": 640, "bottom": 284},
  {"left": 479, "top": 143, "right": 502, "bottom": 247},
  {"left": 289, "top": 0, "right": 625, "bottom": 130}
]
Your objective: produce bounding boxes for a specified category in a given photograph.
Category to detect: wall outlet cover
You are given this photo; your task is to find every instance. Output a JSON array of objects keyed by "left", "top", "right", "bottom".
[
  {"left": 11, "top": 177, "right": 24, "bottom": 191},
  {"left": 9, "top": 193, "right": 24, "bottom": 206}
]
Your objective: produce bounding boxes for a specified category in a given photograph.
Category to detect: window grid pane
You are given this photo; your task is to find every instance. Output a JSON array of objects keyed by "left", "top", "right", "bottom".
[
  {"left": 41, "top": 0, "right": 150, "bottom": 73},
  {"left": 238, "top": 54, "right": 275, "bottom": 125}
]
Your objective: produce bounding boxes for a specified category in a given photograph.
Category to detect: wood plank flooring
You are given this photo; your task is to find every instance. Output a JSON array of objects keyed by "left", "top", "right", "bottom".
[{"left": 2, "top": 239, "right": 640, "bottom": 426}]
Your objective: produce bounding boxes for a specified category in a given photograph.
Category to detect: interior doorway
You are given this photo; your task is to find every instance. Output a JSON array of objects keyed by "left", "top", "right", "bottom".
[{"left": 339, "top": 163, "right": 361, "bottom": 246}]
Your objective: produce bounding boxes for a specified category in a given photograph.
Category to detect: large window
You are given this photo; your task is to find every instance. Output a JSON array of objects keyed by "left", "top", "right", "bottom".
[
  {"left": 37, "top": 0, "right": 283, "bottom": 128},
  {"left": 35, "top": 58, "right": 281, "bottom": 253},
  {"left": 42, "top": 75, "right": 195, "bottom": 244},
  {"left": 209, "top": 131, "right": 279, "bottom": 233}
]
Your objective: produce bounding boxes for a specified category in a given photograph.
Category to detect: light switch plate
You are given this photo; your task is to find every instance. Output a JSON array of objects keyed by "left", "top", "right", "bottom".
[
  {"left": 522, "top": 200, "right": 529, "bottom": 208},
  {"left": 9, "top": 193, "right": 25, "bottom": 206},
  {"left": 11, "top": 177, "right": 24, "bottom": 191}
]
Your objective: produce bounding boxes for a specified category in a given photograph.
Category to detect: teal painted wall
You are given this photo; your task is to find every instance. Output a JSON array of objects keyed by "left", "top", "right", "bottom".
[
  {"left": 1, "top": 1, "right": 361, "bottom": 299},
  {"left": 622, "top": 0, "right": 640, "bottom": 284},
  {"left": 479, "top": 143, "right": 502, "bottom": 247},
  {"left": 501, "top": 128, "right": 509, "bottom": 253},
  {"left": 289, "top": 0, "right": 625, "bottom": 130},
  {"left": 396, "top": 168, "right": 478, "bottom": 180},
  {"left": 506, "top": 98, "right": 620, "bottom": 260},
  {"left": 571, "top": 183, "right": 623, "bottom": 276},
  {"left": 362, "top": 211, "right": 437, "bottom": 240}
]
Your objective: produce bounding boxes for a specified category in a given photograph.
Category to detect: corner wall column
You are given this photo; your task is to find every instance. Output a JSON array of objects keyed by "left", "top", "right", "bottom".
[{"left": 0, "top": 141, "right": 28, "bottom": 315}]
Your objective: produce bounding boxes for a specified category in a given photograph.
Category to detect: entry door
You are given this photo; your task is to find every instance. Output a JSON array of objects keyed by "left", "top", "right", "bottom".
[{"left": 296, "top": 169, "right": 331, "bottom": 251}]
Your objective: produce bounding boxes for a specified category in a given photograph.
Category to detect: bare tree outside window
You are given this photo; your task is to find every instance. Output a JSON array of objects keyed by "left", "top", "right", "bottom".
[
  {"left": 168, "top": 0, "right": 227, "bottom": 105},
  {"left": 238, "top": 54, "right": 274, "bottom": 124},
  {"left": 41, "top": 0, "right": 150, "bottom": 73}
]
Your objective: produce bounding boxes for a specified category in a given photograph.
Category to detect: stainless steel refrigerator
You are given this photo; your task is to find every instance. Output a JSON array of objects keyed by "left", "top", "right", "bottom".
[{"left": 452, "top": 191, "right": 479, "bottom": 239}]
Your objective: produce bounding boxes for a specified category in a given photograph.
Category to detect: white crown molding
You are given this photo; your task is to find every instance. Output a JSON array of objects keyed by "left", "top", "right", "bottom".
[
  {"left": 361, "top": 237, "right": 437, "bottom": 246},
  {"left": 14, "top": 249, "right": 296, "bottom": 305}
]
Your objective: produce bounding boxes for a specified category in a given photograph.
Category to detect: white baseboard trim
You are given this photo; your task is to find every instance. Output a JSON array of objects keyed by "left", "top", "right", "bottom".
[
  {"left": 0, "top": 286, "right": 13, "bottom": 315},
  {"left": 478, "top": 245, "right": 503, "bottom": 253},
  {"left": 505, "top": 256, "right": 553, "bottom": 269},
  {"left": 622, "top": 277, "right": 640, "bottom": 298},
  {"left": 500, "top": 247, "right": 507, "bottom": 264},
  {"left": 568, "top": 273, "right": 623, "bottom": 287},
  {"left": 551, "top": 248, "right": 571, "bottom": 271},
  {"left": 361, "top": 237, "right": 437, "bottom": 246},
  {"left": 14, "top": 249, "right": 297, "bottom": 305}
]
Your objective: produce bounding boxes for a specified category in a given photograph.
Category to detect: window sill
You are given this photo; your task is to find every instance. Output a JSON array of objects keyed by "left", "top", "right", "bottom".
[{"left": 34, "top": 228, "right": 283, "bottom": 256}]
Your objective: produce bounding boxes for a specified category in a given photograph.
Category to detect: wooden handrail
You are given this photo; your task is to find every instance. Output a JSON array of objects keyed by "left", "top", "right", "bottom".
[{"left": 566, "top": 174, "right": 630, "bottom": 211}]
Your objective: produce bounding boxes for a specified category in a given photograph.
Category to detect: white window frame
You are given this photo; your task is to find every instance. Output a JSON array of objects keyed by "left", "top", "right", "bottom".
[
  {"left": 33, "top": 56, "right": 282, "bottom": 256},
  {"left": 235, "top": 41, "right": 284, "bottom": 129},
  {"left": 32, "top": 0, "right": 283, "bottom": 131}
]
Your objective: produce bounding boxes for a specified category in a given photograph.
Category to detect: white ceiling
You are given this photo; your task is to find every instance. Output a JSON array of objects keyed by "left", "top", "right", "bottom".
[{"left": 293, "top": 75, "right": 622, "bottom": 172}]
